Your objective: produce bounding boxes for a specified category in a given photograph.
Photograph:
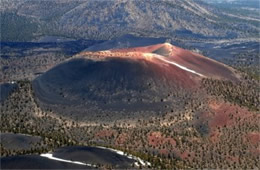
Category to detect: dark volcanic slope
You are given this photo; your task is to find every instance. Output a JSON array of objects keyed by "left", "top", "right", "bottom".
[
  {"left": 0, "top": 83, "right": 17, "bottom": 102},
  {"left": 33, "top": 43, "right": 239, "bottom": 121},
  {"left": 1, "top": 133, "right": 41, "bottom": 151},
  {"left": 1, "top": 155, "right": 88, "bottom": 169},
  {"left": 33, "top": 57, "right": 192, "bottom": 121},
  {"left": 1, "top": 146, "right": 136, "bottom": 169},
  {"left": 53, "top": 146, "right": 135, "bottom": 168}
]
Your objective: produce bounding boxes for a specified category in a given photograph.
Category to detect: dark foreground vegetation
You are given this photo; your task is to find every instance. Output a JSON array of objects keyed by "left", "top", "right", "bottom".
[
  {"left": 202, "top": 78, "right": 259, "bottom": 111},
  {"left": 1, "top": 78, "right": 259, "bottom": 169}
]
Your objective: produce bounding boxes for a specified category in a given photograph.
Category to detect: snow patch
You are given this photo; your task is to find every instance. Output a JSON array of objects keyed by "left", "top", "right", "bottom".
[
  {"left": 96, "top": 146, "right": 151, "bottom": 167},
  {"left": 152, "top": 54, "right": 205, "bottom": 77},
  {"left": 40, "top": 146, "right": 151, "bottom": 168},
  {"left": 40, "top": 153, "right": 97, "bottom": 167}
]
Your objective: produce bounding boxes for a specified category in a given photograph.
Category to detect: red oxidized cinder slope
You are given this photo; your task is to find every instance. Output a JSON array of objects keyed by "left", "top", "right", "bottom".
[
  {"left": 111, "top": 43, "right": 239, "bottom": 81},
  {"left": 77, "top": 43, "right": 239, "bottom": 86}
]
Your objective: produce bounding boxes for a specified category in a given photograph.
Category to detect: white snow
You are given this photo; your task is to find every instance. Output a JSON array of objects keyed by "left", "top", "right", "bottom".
[
  {"left": 40, "top": 153, "right": 97, "bottom": 167},
  {"left": 40, "top": 146, "right": 152, "bottom": 168},
  {"left": 96, "top": 146, "right": 151, "bottom": 167},
  {"left": 152, "top": 54, "right": 205, "bottom": 77}
]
